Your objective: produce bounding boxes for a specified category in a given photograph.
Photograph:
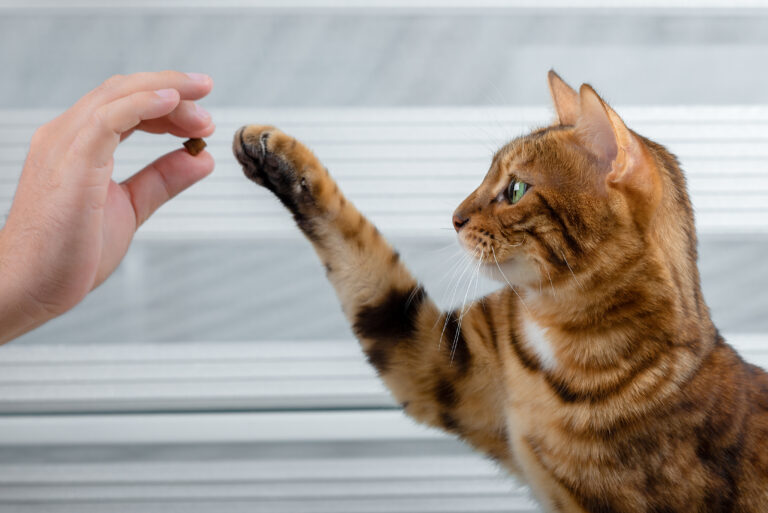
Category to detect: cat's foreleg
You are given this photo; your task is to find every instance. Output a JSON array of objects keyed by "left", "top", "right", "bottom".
[{"left": 234, "top": 125, "right": 512, "bottom": 463}]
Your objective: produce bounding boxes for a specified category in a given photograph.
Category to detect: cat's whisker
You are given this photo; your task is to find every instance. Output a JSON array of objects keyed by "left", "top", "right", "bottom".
[
  {"left": 432, "top": 255, "right": 469, "bottom": 317},
  {"left": 444, "top": 251, "right": 473, "bottom": 306},
  {"left": 438, "top": 252, "right": 475, "bottom": 348},
  {"left": 443, "top": 245, "right": 482, "bottom": 356},
  {"left": 448, "top": 251, "right": 475, "bottom": 307},
  {"left": 430, "top": 239, "right": 459, "bottom": 251},
  {"left": 452, "top": 249, "right": 483, "bottom": 363},
  {"left": 462, "top": 249, "right": 484, "bottom": 322},
  {"left": 472, "top": 254, "right": 482, "bottom": 307},
  {"left": 452, "top": 248, "right": 477, "bottom": 320},
  {"left": 544, "top": 265, "right": 556, "bottom": 297},
  {"left": 561, "top": 251, "right": 584, "bottom": 291},
  {"left": 458, "top": 248, "right": 482, "bottom": 318},
  {"left": 405, "top": 282, "right": 423, "bottom": 310},
  {"left": 433, "top": 256, "right": 467, "bottom": 328},
  {"left": 433, "top": 251, "right": 469, "bottom": 291},
  {"left": 501, "top": 233, "right": 527, "bottom": 249},
  {"left": 429, "top": 240, "right": 461, "bottom": 253},
  {"left": 492, "top": 245, "right": 530, "bottom": 315}
]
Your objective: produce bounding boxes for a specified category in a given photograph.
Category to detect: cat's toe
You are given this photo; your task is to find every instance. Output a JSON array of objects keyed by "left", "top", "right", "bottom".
[
  {"left": 234, "top": 125, "right": 298, "bottom": 195},
  {"left": 234, "top": 125, "right": 272, "bottom": 186},
  {"left": 234, "top": 124, "right": 332, "bottom": 222}
]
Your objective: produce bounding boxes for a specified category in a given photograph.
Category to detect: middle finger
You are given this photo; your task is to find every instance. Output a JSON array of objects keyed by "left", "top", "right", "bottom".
[{"left": 120, "top": 100, "right": 215, "bottom": 141}]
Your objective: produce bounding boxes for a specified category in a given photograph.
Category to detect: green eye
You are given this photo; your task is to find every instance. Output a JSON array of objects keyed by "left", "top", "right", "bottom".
[{"left": 507, "top": 180, "right": 529, "bottom": 204}]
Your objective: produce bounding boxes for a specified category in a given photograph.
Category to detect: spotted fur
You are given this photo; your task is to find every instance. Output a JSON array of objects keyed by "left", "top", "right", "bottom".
[{"left": 233, "top": 72, "right": 768, "bottom": 512}]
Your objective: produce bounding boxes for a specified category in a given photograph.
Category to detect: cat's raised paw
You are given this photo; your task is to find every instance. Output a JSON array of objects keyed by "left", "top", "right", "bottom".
[{"left": 233, "top": 125, "right": 328, "bottom": 215}]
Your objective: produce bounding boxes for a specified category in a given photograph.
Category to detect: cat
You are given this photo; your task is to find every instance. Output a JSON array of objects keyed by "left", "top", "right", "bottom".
[{"left": 233, "top": 71, "right": 768, "bottom": 513}]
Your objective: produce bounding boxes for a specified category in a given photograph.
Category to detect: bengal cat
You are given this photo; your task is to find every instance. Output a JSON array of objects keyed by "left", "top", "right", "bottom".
[{"left": 233, "top": 71, "right": 768, "bottom": 512}]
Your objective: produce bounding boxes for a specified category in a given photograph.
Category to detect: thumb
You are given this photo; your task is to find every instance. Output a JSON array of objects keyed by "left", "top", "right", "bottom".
[{"left": 121, "top": 148, "right": 214, "bottom": 228}]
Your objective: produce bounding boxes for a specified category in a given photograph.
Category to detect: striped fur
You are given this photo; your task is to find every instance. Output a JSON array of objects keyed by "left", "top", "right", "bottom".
[{"left": 233, "top": 74, "right": 768, "bottom": 512}]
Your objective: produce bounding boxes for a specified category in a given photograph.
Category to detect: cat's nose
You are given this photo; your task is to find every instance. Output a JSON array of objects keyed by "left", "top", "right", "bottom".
[{"left": 452, "top": 213, "right": 470, "bottom": 232}]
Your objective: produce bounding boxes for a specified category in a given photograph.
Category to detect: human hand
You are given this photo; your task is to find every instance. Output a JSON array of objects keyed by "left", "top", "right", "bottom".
[{"left": 0, "top": 71, "right": 215, "bottom": 343}]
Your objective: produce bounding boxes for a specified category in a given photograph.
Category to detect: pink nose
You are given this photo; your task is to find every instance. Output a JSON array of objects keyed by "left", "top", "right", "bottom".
[{"left": 452, "top": 213, "right": 469, "bottom": 232}]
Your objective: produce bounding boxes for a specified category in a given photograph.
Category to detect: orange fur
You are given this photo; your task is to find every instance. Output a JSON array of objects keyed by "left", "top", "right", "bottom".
[{"left": 233, "top": 74, "right": 768, "bottom": 512}]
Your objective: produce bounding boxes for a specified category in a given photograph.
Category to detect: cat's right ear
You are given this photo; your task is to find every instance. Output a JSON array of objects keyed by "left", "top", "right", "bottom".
[
  {"left": 576, "top": 84, "right": 661, "bottom": 222},
  {"left": 547, "top": 70, "right": 580, "bottom": 125}
]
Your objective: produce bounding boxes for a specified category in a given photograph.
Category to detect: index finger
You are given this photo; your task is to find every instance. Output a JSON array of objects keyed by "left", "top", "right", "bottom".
[
  {"left": 71, "top": 71, "right": 213, "bottom": 120},
  {"left": 69, "top": 89, "right": 182, "bottom": 179}
]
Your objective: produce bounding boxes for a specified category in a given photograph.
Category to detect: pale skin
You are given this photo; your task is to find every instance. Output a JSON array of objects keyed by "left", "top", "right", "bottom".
[{"left": 0, "top": 71, "right": 216, "bottom": 345}]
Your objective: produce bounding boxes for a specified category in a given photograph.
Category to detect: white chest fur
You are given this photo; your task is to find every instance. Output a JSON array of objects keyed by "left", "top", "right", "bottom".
[{"left": 521, "top": 316, "right": 558, "bottom": 371}]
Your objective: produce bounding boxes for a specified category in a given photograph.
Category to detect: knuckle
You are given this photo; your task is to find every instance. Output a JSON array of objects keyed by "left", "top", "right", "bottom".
[
  {"left": 99, "top": 74, "right": 125, "bottom": 92},
  {"left": 29, "top": 125, "right": 50, "bottom": 147},
  {"left": 126, "top": 71, "right": 149, "bottom": 84},
  {"left": 91, "top": 106, "right": 111, "bottom": 132}
]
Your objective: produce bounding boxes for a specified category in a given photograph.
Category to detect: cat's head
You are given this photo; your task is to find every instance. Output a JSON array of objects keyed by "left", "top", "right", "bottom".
[{"left": 454, "top": 71, "right": 696, "bottom": 295}]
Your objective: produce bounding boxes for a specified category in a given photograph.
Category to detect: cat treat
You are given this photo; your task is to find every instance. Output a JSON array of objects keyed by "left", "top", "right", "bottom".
[{"left": 183, "top": 138, "right": 206, "bottom": 156}]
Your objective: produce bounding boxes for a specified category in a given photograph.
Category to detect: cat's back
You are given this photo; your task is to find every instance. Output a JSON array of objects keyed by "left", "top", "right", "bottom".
[{"left": 697, "top": 338, "right": 768, "bottom": 511}]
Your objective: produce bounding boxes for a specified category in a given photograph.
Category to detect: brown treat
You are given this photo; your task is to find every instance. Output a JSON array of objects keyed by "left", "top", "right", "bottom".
[{"left": 183, "top": 138, "right": 207, "bottom": 156}]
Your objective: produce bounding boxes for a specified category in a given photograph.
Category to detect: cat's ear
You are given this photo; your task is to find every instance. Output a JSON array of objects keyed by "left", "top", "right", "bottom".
[
  {"left": 575, "top": 84, "right": 618, "bottom": 163},
  {"left": 547, "top": 70, "right": 580, "bottom": 125},
  {"left": 576, "top": 85, "right": 659, "bottom": 203}
]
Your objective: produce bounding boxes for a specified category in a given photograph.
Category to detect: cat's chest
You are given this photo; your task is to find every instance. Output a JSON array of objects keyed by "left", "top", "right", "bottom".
[
  {"left": 501, "top": 317, "right": 577, "bottom": 443},
  {"left": 499, "top": 321, "right": 632, "bottom": 512},
  {"left": 520, "top": 316, "right": 558, "bottom": 371}
]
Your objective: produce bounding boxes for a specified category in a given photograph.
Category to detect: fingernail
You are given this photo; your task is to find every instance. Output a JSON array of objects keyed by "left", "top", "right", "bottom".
[
  {"left": 185, "top": 72, "right": 210, "bottom": 83},
  {"left": 195, "top": 103, "right": 211, "bottom": 120},
  {"left": 155, "top": 88, "right": 177, "bottom": 100}
]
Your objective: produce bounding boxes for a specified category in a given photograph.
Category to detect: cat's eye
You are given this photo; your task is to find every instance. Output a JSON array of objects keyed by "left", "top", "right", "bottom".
[{"left": 507, "top": 180, "right": 529, "bottom": 204}]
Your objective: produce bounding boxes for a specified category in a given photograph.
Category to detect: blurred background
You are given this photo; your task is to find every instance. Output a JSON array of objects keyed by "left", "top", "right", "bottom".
[{"left": 1, "top": 1, "right": 768, "bottom": 512}]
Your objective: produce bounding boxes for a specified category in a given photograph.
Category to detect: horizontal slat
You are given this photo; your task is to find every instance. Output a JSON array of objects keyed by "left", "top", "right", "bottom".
[
  {"left": 6, "top": 140, "right": 768, "bottom": 165},
  {"left": 0, "top": 480, "right": 522, "bottom": 503},
  {"left": 0, "top": 0, "right": 765, "bottom": 10},
  {"left": 8, "top": 177, "right": 768, "bottom": 202},
  {"left": 0, "top": 336, "right": 764, "bottom": 414},
  {"left": 9, "top": 121, "right": 768, "bottom": 146},
  {"left": 2, "top": 107, "right": 768, "bottom": 238},
  {"left": 0, "top": 499, "right": 537, "bottom": 513},
  {"left": 5, "top": 192, "right": 766, "bottom": 216},
  {"left": 0, "top": 411, "right": 442, "bottom": 444},
  {"left": 7, "top": 106, "right": 768, "bottom": 125},
  {"left": 131, "top": 213, "right": 768, "bottom": 238},
  {"left": 0, "top": 341, "right": 391, "bottom": 412},
  {"left": 1, "top": 457, "right": 499, "bottom": 482},
  {"left": 0, "top": 411, "right": 537, "bottom": 511}
]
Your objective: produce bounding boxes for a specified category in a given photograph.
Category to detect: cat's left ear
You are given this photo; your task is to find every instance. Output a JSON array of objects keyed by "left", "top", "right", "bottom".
[
  {"left": 575, "top": 84, "right": 659, "bottom": 205},
  {"left": 547, "top": 70, "right": 580, "bottom": 125}
]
